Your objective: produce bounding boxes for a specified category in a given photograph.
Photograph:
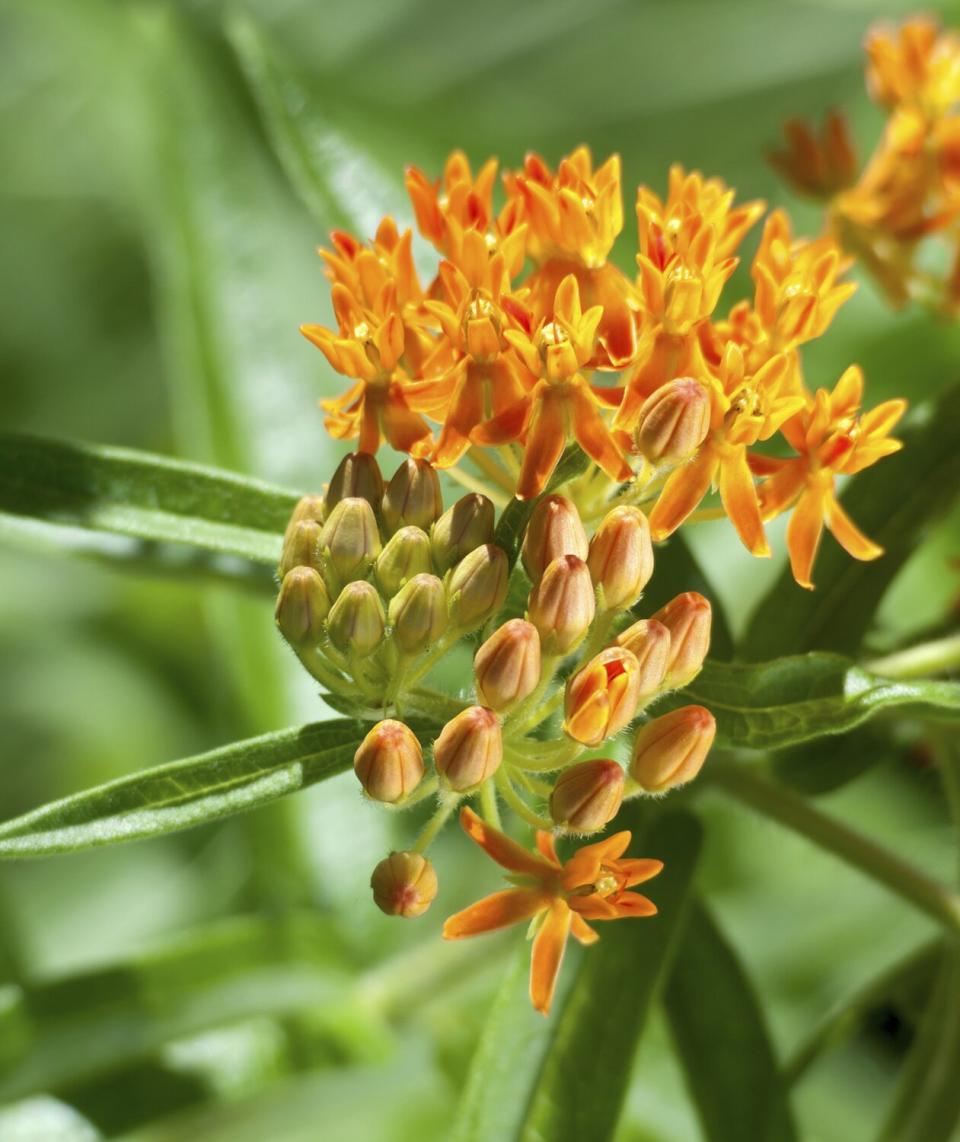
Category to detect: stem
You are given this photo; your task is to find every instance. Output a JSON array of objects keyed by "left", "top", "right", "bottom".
[
  {"left": 447, "top": 462, "right": 510, "bottom": 507},
  {"left": 502, "top": 655, "right": 560, "bottom": 738},
  {"left": 479, "top": 777, "right": 502, "bottom": 829},
  {"left": 506, "top": 739, "right": 583, "bottom": 773},
  {"left": 866, "top": 633, "right": 960, "bottom": 680},
  {"left": 412, "top": 794, "right": 459, "bottom": 854},
  {"left": 401, "top": 632, "right": 459, "bottom": 692},
  {"left": 394, "top": 776, "right": 439, "bottom": 811},
  {"left": 705, "top": 763, "right": 960, "bottom": 936},
  {"left": 467, "top": 444, "right": 515, "bottom": 493},
  {"left": 496, "top": 767, "right": 553, "bottom": 830},
  {"left": 294, "top": 645, "right": 352, "bottom": 694}
]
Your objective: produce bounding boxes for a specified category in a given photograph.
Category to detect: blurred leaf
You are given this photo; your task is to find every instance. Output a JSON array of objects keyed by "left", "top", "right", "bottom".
[
  {"left": 664, "top": 653, "right": 960, "bottom": 751},
  {"left": 770, "top": 726, "right": 890, "bottom": 796},
  {"left": 743, "top": 382, "right": 960, "bottom": 659},
  {"left": 664, "top": 896, "right": 798, "bottom": 1142},
  {"left": 640, "top": 534, "right": 734, "bottom": 660},
  {"left": 0, "top": 720, "right": 361, "bottom": 858},
  {"left": 454, "top": 810, "right": 702, "bottom": 1142}
]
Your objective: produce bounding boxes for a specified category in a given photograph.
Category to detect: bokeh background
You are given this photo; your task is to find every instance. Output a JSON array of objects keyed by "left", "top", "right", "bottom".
[{"left": 1, "top": 0, "right": 959, "bottom": 1138}]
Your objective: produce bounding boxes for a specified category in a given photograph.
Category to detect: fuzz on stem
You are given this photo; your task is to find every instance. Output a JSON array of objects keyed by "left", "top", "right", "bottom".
[
  {"left": 495, "top": 767, "right": 554, "bottom": 831},
  {"left": 412, "top": 793, "right": 460, "bottom": 854},
  {"left": 479, "top": 776, "right": 502, "bottom": 829}
]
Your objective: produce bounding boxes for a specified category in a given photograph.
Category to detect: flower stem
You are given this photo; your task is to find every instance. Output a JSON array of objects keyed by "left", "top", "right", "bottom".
[
  {"left": 865, "top": 633, "right": 960, "bottom": 680},
  {"left": 411, "top": 793, "right": 459, "bottom": 854},
  {"left": 496, "top": 767, "right": 553, "bottom": 830},
  {"left": 479, "top": 776, "right": 502, "bottom": 829},
  {"left": 447, "top": 462, "right": 510, "bottom": 507}
]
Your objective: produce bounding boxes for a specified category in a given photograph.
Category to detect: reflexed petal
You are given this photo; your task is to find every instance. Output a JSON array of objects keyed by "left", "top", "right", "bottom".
[
  {"left": 649, "top": 444, "right": 717, "bottom": 540},
  {"left": 786, "top": 482, "right": 828, "bottom": 589},
  {"left": 571, "top": 380, "right": 632, "bottom": 482},
  {"left": 570, "top": 912, "right": 600, "bottom": 945},
  {"left": 443, "top": 889, "right": 548, "bottom": 939},
  {"left": 827, "top": 495, "right": 884, "bottom": 561},
  {"left": 530, "top": 900, "right": 572, "bottom": 1015},
  {"left": 719, "top": 448, "right": 770, "bottom": 556},
  {"left": 536, "top": 831, "right": 561, "bottom": 866},
  {"left": 459, "top": 807, "right": 556, "bottom": 876},
  {"left": 516, "top": 389, "right": 568, "bottom": 500}
]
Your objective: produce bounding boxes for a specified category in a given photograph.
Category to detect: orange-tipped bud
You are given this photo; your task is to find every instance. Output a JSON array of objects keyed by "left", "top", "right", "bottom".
[
  {"left": 634, "top": 378, "right": 712, "bottom": 465},
  {"left": 474, "top": 619, "right": 542, "bottom": 711},
  {"left": 327, "top": 581, "right": 386, "bottom": 657},
  {"left": 382, "top": 458, "right": 443, "bottom": 534},
  {"left": 433, "top": 705, "right": 503, "bottom": 791},
  {"left": 431, "top": 493, "right": 495, "bottom": 571},
  {"left": 521, "top": 495, "right": 589, "bottom": 583},
  {"left": 325, "top": 451, "right": 384, "bottom": 515},
  {"left": 447, "top": 544, "right": 509, "bottom": 630},
  {"left": 630, "top": 705, "right": 716, "bottom": 793},
  {"left": 587, "top": 506, "right": 654, "bottom": 610},
  {"left": 370, "top": 851, "right": 438, "bottom": 917},
  {"left": 650, "top": 592, "right": 712, "bottom": 688},
  {"left": 563, "top": 646, "right": 643, "bottom": 746},
  {"left": 282, "top": 494, "right": 325, "bottom": 547},
  {"left": 615, "top": 618, "right": 672, "bottom": 700},
  {"left": 388, "top": 573, "right": 447, "bottom": 654},
  {"left": 353, "top": 719, "right": 424, "bottom": 803},
  {"left": 275, "top": 566, "right": 331, "bottom": 647},
  {"left": 550, "top": 759, "right": 625, "bottom": 833},
  {"left": 279, "top": 518, "right": 323, "bottom": 578},
  {"left": 319, "top": 497, "right": 381, "bottom": 586},
  {"left": 376, "top": 526, "right": 433, "bottom": 596},
  {"left": 527, "top": 554, "right": 596, "bottom": 655}
]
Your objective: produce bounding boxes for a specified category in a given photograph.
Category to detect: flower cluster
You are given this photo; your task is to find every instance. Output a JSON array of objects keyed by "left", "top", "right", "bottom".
[
  {"left": 302, "top": 147, "right": 905, "bottom": 589},
  {"left": 771, "top": 15, "right": 960, "bottom": 311}
]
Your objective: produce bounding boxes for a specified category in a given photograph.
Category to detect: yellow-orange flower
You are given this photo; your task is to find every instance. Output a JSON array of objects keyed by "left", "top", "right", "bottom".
[
  {"left": 443, "top": 807, "right": 662, "bottom": 1014},
  {"left": 865, "top": 17, "right": 960, "bottom": 112},
  {"left": 320, "top": 217, "right": 423, "bottom": 307},
  {"left": 406, "top": 150, "right": 500, "bottom": 254}
]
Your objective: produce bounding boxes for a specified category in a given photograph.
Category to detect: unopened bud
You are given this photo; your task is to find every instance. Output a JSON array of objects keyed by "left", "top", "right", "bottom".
[
  {"left": 563, "top": 646, "right": 642, "bottom": 746},
  {"left": 370, "top": 851, "right": 438, "bottom": 917},
  {"left": 634, "top": 378, "right": 712, "bottom": 465},
  {"left": 388, "top": 573, "right": 447, "bottom": 654},
  {"left": 630, "top": 706, "right": 716, "bottom": 793},
  {"left": 279, "top": 519, "right": 323, "bottom": 578},
  {"left": 615, "top": 619, "right": 671, "bottom": 700},
  {"left": 527, "top": 554, "right": 596, "bottom": 655},
  {"left": 327, "top": 581, "right": 386, "bottom": 657},
  {"left": 431, "top": 494, "right": 495, "bottom": 571},
  {"left": 353, "top": 719, "right": 424, "bottom": 803},
  {"left": 325, "top": 451, "right": 384, "bottom": 514},
  {"left": 521, "top": 495, "right": 589, "bottom": 583},
  {"left": 282, "top": 494, "right": 325, "bottom": 547},
  {"left": 382, "top": 458, "right": 443, "bottom": 534},
  {"left": 474, "top": 619, "right": 541, "bottom": 711},
  {"left": 447, "top": 544, "right": 509, "bottom": 630},
  {"left": 319, "top": 497, "right": 381, "bottom": 586},
  {"left": 550, "top": 759, "right": 625, "bottom": 833},
  {"left": 275, "top": 566, "right": 331, "bottom": 647},
  {"left": 376, "top": 526, "right": 433, "bottom": 596},
  {"left": 650, "top": 592, "right": 712, "bottom": 688},
  {"left": 434, "top": 705, "right": 503, "bottom": 791},
  {"left": 588, "top": 506, "right": 654, "bottom": 610}
]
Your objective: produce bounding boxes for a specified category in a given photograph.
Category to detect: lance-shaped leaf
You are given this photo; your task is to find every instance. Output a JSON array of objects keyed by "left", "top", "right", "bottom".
[
  {"left": 664, "top": 896, "right": 798, "bottom": 1142},
  {"left": 0, "top": 721, "right": 361, "bottom": 858}
]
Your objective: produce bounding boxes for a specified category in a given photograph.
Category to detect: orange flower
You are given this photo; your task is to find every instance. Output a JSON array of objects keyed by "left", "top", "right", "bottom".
[
  {"left": 474, "top": 274, "right": 632, "bottom": 499},
  {"left": 320, "top": 217, "right": 423, "bottom": 307},
  {"left": 865, "top": 18, "right": 960, "bottom": 112},
  {"left": 768, "top": 112, "right": 859, "bottom": 199},
  {"left": 443, "top": 807, "right": 662, "bottom": 1014},
  {"left": 753, "top": 365, "right": 907, "bottom": 588},
  {"left": 406, "top": 150, "right": 500, "bottom": 254}
]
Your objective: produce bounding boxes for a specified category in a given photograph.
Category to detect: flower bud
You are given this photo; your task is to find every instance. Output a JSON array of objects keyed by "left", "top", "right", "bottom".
[
  {"left": 282, "top": 494, "right": 326, "bottom": 547},
  {"left": 550, "top": 759, "right": 625, "bottom": 833},
  {"left": 615, "top": 619, "right": 671, "bottom": 700},
  {"left": 375, "top": 526, "right": 433, "bottom": 596},
  {"left": 447, "top": 544, "right": 509, "bottom": 630},
  {"left": 563, "top": 647, "right": 642, "bottom": 747},
  {"left": 353, "top": 720, "right": 424, "bottom": 803},
  {"left": 650, "top": 592, "right": 712, "bottom": 688},
  {"left": 431, "top": 494, "right": 495, "bottom": 571},
  {"left": 388, "top": 573, "right": 447, "bottom": 654},
  {"left": 275, "top": 566, "right": 331, "bottom": 647},
  {"left": 279, "top": 518, "right": 323, "bottom": 578},
  {"left": 630, "top": 705, "right": 716, "bottom": 793},
  {"left": 521, "top": 495, "right": 589, "bottom": 583},
  {"left": 319, "top": 497, "right": 381, "bottom": 586},
  {"left": 433, "top": 705, "right": 503, "bottom": 791},
  {"left": 634, "top": 378, "right": 712, "bottom": 465},
  {"left": 327, "top": 581, "right": 386, "bottom": 657},
  {"left": 527, "top": 554, "right": 596, "bottom": 655},
  {"left": 382, "top": 458, "right": 443, "bottom": 534},
  {"left": 587, "top": 506, "right": 654, "bottom": 610},
  {"left": 325, "top": 451, "right": 384, "bottom": 514},
  {"left": 370, "top": 851, "right": 438, "bottom": 917},
  {"left": 474, "top": 619, "right": 541, "bottom": 711}
]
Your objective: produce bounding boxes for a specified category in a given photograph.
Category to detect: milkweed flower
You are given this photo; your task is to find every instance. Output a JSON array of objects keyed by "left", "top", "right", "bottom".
[{"left": 443, "top": 808, "right": 662, "bottom": 1014}]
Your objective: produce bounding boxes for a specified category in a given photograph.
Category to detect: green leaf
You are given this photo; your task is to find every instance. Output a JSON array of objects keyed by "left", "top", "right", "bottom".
[
  {"left": 742, "top": 382, "right": 960, "bottom": 660},
  {"left": 454, "top": 809, "right": 702, "bottom": 1142},
  {"left": 663, "top": 652, "right": 960, "bottom": 752},
  {"left": 664, "top": 897, "right": 798, "bottom": 1142},
  {"left": 770, "top": 725, "right": 890, "bottom": 795},
  {"left": 0, "top": 720, "right": 360, "bottom": 858},
  {"left": 0, "top": 433, "right": 298, "bottom": 587}
]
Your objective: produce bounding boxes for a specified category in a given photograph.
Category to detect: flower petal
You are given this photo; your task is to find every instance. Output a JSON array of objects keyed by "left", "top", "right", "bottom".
[
  {"left": 516, "top": 388, "right": 568, "bottom": 500},
  {"left": 530, "top": 900, "right": 572, "bottom": 1015},
  {"left": 827, "top": 495, "right": 884, "bottom": 561},
  {"left": 649, "top": 443, "right": 717, "bottom": 540},
  {"left": 570, "top": 912, "right": 600, "bottom": 945},
  {"left": 443, "top": 888, "right": 548, "bottom": 940},
  {"left": 719, "top": 447, "right": 770, "bottom": 557},
  {"left": 617, "top": 858, "right": 664, "bottom": 887},
  {"left": 786, "top": 481, "right": 828, "bottom": 589},
  {"left": 459, "top": 807, "right": 556, "bottom": 877}
]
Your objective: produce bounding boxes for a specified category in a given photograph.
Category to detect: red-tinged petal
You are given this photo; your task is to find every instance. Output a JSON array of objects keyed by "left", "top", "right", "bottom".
[
  {"left": 757, "top": 461, "right": 807, "bottom": 521},
  {"left": 571, "top": 381, "right": 632, "bottom": 483},
  {"left": 719, "top": 448, "right": 770, "bottom": 557},
  {"left": 459, "top": 807, "right": 556, "bottom": 877},
  {"left": 569, "top": 894, "right": 620, "bottom": 921},
  {"left": 473, "top": 397, "right": 532, "bottom": 446},
  {"left": 786, "top": 482, "right": 828, "bottom": 589},
  {"left": 649, "top": 443, "right": 718, "bottom": 540},
  {"left": 516, "top": 389, "right": 568, "bottom": 500},
  {"left": 617, "top": 858, "right": 664, "bottom": 887},
  {"left": 589, "top": 381, "right": 625, "bottom": 409},
  {"left": 570, "top": 912, "right": 600, "bottom": 945},
  {"left": 530, "top": 900, "right": 572, "bottom": 1015},
  {"left": 443, "top": 888, "right": 548, "bottom": 940},
  {"left": 382, "top": 391, "right": 433, "bottom": 455},
  {"left": 536, "top": 831, "right": 561, "bottom": 866},
  {"left": 827, "top": 495, "right": 884, "bottom": 561},
  {"left": 609, "top": 892, "right": 658, "bottom": 918}
]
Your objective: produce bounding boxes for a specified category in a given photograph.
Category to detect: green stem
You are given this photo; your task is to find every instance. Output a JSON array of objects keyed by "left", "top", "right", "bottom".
[
  {"left": 400, "top": 632, "right": 459, "bottom": 692},
  {"left": 394, "top": 776, "right": 439, "bottom": 811},
  {"left": 467, "top": 444, "right": 515, "bottom": 493},
  {"left": 506, "top": 739, "right": 583, "bottom": 773},
  {"left": 411, "top": 794, "right": 460, "bottom": 854},
  {"left": 447, "top": 462, "right": 510, "bottom": 507},
  {"left": 502, "top": 655, "right": 560, "bottom": 738},
  {"left": 496, "top": 767, "right": 553, "bottom": 830},
  {"left": 294, "top": 645, "right": 352, "bottom": 695},
  {"left": 479, "top": 777, "right": 502, "bottom": 829},
  {"left": 706, "top": 763, "right": 960, "bottom": 936},
  {"left": 866, "top": 633, "right": 960, "bottom": 680}
]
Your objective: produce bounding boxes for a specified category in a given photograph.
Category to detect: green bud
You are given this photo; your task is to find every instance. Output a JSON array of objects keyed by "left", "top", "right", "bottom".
[
  {"left": 375, "top": 526, "right": 433, "bottom": 596},
  {"left": 282, "top": 494, "right": 326, "bottom": 546},
  {"left": 447, "top": 543, "right": 509, "bottom": 630},
  {"left": 430, "top": 493, "right": 495, "bottom": 571},
  {"left": 319, "top": 496, "right": 381, "bottom": 587},
  {"left": 279, "top": 519, "right": 322, "bottom": 578},
  {"left": 327, "top": 581, "right": 386, "bottom": 657},
  {"left": 388, "top": 573, "right": 447, "bottom": 654},
  {"left": 325, "top": 451, "right": 384, "bottom": 514},
  {"left": 382, "top": 458, "right": 443, "bottom": 534},
  {"left": 275, "top": 566, "right": 331, "bottom": 647}
]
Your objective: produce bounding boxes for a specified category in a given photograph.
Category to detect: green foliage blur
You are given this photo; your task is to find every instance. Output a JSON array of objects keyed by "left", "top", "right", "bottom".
[{"left": 1, "top": 0, "right": 959, "bottom": 1138}]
